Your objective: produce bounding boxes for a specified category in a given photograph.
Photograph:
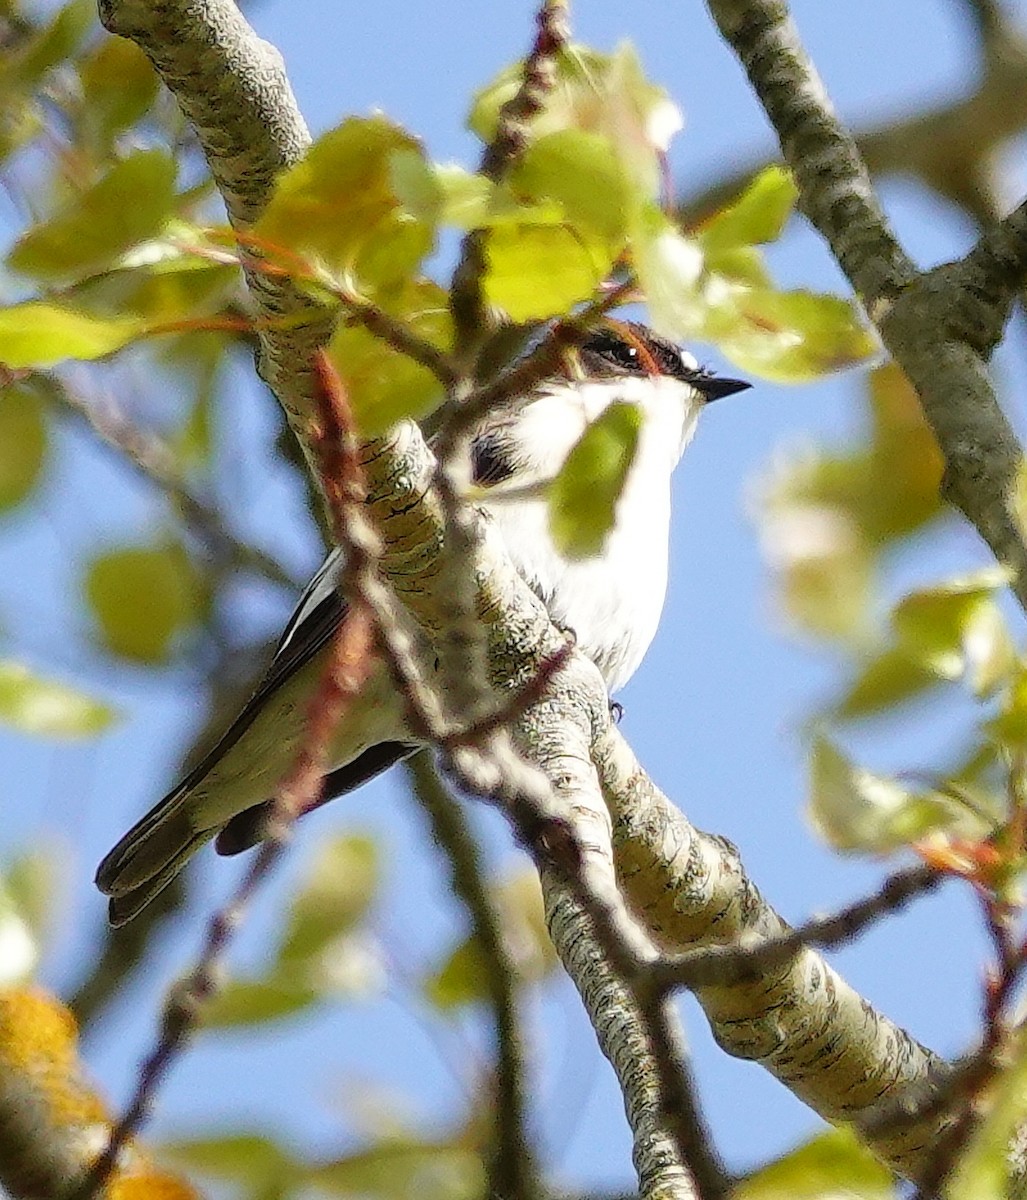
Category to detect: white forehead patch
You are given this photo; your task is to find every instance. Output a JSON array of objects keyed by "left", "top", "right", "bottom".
[{"left": 677, "top": 347, "right": 699, "bottom": 372}]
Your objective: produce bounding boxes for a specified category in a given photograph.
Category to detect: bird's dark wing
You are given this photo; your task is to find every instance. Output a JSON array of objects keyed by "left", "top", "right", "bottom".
[
  {"left": 149, "top": 549, "right": 352, "bottom": 806},
  {"left": 214, "top": 740, "right": 417, "bottom": 855}
]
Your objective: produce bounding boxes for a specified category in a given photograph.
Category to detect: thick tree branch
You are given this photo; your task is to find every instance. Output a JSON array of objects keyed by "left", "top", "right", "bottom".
[{"left": 706, "top": 0, "right": 1027, "bottom": 613}]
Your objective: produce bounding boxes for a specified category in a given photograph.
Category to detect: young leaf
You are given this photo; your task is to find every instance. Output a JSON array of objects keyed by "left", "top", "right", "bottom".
[
  {"left": 483, "top": 223, "right": 613, "bottom": 321},
  {"left": 549, "top": 401, "right": 642, "bottom": 559},
  {"left": 631, "top": 205, "right": 704, "bottom": 340},
  {"left": 707, "top": 288, "right": 877, "bottom": 382},
  {"left": 891, "top": 567, "right": 1014, "bottom": 692},
  {"left": 8, "top": 149, "right": 177, "bottom": 284},
  {"left": 0, "top": 660, "right": 115, "bottom": 737},
  {"left": 0, "top": 303, "right": 143, "bottom": 367},
  {"left": 279, "top": 834, "right": 380, "bottom": 967},
  {"left": 697, "top": 166, "right": 798, "bottom": 252},
  {"left": 731, "top": 1128, "right": 893, "bottom": 1199},
  {"left": 0, "top": 386, "right": 47, "bottom": 510},
  {"left": 328, "top": 279, "right": 451, "bottom": 436},
  {"left": 84, "top": 542, "right": 204, "bottom": 664},
  {"left": 510, "top": 129, "right": 634, "bottom": 246},
  {"left": 256, "top": 116, "right": 431, "bottom": 289}
]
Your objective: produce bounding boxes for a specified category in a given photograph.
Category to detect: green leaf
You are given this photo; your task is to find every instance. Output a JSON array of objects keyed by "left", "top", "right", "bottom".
[
  {"left": 257, "top": 116, "right": 431, "bottom": 289},
  {"left": 946, "top": 1028, "right": 1027, "bottom": 1200},
  {"left": 425, "top": 869, "right": 557, "bottom": 1009},
  {"left": 0, "top": 890, "right": 36, "bottom": 985},
  {"left": 832, "top": 646, "right": 941, "bottom": 720},
  {"left": 5, "top": 850, "right": 57, "bottom": 942},
  {"left": 808, "top": 735, "right": 983, "bottom": 851},
  {"left": 0, "top": 660, "right": 115, "bottom": 737},
  {"left": 0, "top": 303, "right": 143, "bottom": 367},
  {"left": 3, "top": 0, "right": 93, "bottom": 90},
  {"left": 892, "top": 568, "right": 1014, "bottom": 693},
  {"left": 77, "top": 38, "right": 159, "bottom": 150},
  {"left": 483, "top": 222, "right": 613, "bottom": 321},
  {"left": 279, "top": 834, "right": 379, "bottom": 966},
  {"left": 631, "top": 204, "right": 704, "bottom": 339},
  {"left": 328, "top": 279, "right": 451, "bottom": 436},
  {"left": 389, "top": 153, "right": 496, "bottom": 229},
  {"left": 698, "top": 166, "right": 798, "bottom": 252},
  {"left": 163, "top": 1133, "right": 298, "bottom": 1189},
  {"left": 201, "top": 978, "right": 319, "bottom": 1030},
  {"left": 8, "top": 150, "right": 178, "bottom": 284},
  {"left": 84, "top": 542, "right": 204, "bottom": 664},
  {"left": 470, "top": 44, "right": 681, "bottom": 196},
  {"left": 510, "top": 129, "right": 634, "bottom": 245},
  {"left": 0, "top": 385, "right": 46, "bottom": 510},
  {"left": 732, "top": 1128, "right": 894, "bottom": 1199},
  {"left": 311, "top": 1139, "right": 484, "bottom": 1200},
  {"left": 707, "top": 288, "right": 877, "bottom": 383},
  {"left": 549, "top": 400, "right": 641, "bottom": 559}
]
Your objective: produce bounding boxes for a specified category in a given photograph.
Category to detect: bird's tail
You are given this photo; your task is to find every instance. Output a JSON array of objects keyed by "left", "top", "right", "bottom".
[{"left": 95, "top": 785, "right": 212, "bottom": 927}]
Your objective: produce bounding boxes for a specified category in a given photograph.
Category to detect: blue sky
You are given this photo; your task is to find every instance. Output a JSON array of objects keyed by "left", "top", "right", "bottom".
[{"left": 3, "top": 0, "right": 1027, "bottom": 1192}]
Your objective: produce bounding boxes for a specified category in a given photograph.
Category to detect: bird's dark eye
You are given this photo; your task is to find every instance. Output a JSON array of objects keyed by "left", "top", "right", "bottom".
[{"left": 581, "top": 330, "right": 646, "bottom": 375}]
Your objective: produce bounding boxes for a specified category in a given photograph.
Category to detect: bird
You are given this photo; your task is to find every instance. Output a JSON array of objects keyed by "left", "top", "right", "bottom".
[{"left": 95, "top": 321, "right": 750, "bottom": 925}]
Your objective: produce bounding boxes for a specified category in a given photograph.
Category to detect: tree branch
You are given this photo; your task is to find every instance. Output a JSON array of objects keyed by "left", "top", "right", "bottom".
[{"left": 705, "top": 0, "right": 1027, "bottom": 614}]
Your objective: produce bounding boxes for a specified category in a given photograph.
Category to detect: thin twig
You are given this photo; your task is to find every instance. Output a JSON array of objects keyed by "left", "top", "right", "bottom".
[
  {"left": 449, "top": 0, "right": 571, "bottom": 356},
  {"left": 48, "top": 373, "right": 297, "bottom": 589},
  {"left": 71, "top": 374, "right": 378, "bottom": 1200},
  {"left": 405, "top": 753, "right": 540, "bottom": 1200},
  {"left": 651, "top": 862, "right": 940, "bottom": 992}
]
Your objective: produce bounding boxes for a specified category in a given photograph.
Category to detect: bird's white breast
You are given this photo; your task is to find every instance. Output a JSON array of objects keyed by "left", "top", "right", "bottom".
[{"left": 479, "top": 375, "right": 703, "bottom": 692}]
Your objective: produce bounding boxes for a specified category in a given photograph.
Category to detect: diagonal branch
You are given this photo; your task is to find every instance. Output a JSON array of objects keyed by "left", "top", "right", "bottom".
[{"left": 705, "top": 0, "right": 1027, "bottom": 615}]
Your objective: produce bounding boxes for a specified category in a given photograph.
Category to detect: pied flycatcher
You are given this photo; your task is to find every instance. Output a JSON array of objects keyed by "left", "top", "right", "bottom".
[{"left": 96, "top": 322, "right": 749, "bottom": 924}]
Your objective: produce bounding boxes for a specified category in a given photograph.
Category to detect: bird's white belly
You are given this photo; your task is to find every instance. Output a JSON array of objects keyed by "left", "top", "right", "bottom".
[{"left": 484, "top": 489, "right": 669, "bottom": 693}]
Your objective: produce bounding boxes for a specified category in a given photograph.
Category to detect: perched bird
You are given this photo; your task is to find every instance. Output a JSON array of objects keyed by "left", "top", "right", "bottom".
[{"left": 96, "top": 322, "right": 750, "bottom": 925}]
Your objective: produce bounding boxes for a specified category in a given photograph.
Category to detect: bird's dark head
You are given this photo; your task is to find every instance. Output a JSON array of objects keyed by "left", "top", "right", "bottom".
[{"left": 577, "top": 321, "right": 751, "bottom": 403}]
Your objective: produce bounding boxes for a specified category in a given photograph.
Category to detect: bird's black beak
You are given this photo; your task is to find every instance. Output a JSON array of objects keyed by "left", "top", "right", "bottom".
[{"left": 697, "top": 376, "right": 752, "bottom": 402}]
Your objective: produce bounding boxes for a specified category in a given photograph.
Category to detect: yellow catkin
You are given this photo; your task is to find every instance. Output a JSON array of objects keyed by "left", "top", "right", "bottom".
[{"left": 0, "top": 987, "right": 199, "bottom": 1199}]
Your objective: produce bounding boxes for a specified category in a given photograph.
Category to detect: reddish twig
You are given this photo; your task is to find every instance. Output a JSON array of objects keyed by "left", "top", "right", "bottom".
[{"left": 72, "top": 365, "right": 377, "bottom": 1200}]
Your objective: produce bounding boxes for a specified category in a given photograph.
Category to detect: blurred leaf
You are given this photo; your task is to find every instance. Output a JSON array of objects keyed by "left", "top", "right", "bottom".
[
  {"left": 892, "top": 568, "right": 1014, "bottom": 691},
  {"left": 389, "top": 153, "right": 495, "bottom": 229},
  {"left": 311, "top": 1138, "right": 484, "bottom": 1200},
  {"left": 945, "top": 1028, "right": 1027, "bottom": 1200},
  {"left": 0, "top": 303, "right": 143, "bottom": 367},
  {"left": 0, "top": 385, "right": 47, "bottom": 510},
  {"left": 9, "top": 149, "right": 178, "bottom": 284},
  {"left": 832, "top": 646, "right": 941, "bottom": 720},
  {"left": 257, "top": 115, "right": 431, "bottom": 289},
  {"left": 632, "top": 204, "right": 704, "bottom": 339},
  {"left": 164, "top": 1132, "right": 298, "bottom": 1189},
  {"left": 70, "top": 248, "right": 240, "bottom": 323},
  {"left": 759, "top": 499, "right": 872, "bottom": 641},
  {"left": 279, "top": 834, "right": 379, "bottom": 966},
  {"left": 77, "top": 38, "right": 159, "bottom": 150},
  {"left": 201, "top": 978, "right": 319, "bottom": 1030},
  {"left": 0, "top": 898, "right": 36, "bottom": 985},
  {"left": 510, "top": 129, "right": 634, "bottom": 245},
  {"left": 84, "top": 541, "right": 204, "bottom": 664},
  {"left": 470, "top": 43, "right": 681, "bottom": 196},
  {"left": 985, "top": 664, "right": 1027, "bottom": 750},
  {"left": 0, "top": 660, "right": 115, "bottom": 737},
  {"left": 808, "top": 735, "right": 973, "bottom": 852},
  {"left": 731, "top": 1128, "right": 894, "bottom": 1199},
  {"left": 863, "top": 363, "right": 944, "bottom": 539},
  {"left": 698, "top": 166, "right": 797, "bottom": 252},
  {"left": 329, "top": 279, "right": 451, "bottom": 436},
  {"left": 425, "top": 868, "right": 557, "bottom": 1009},
  {"left": 549, "top": 400, "right": 641, "bottom": 559},
  {"left": 483, "top": 222, "right": 614, "bottom": 320},
  {"left": 5, "top": 850, "right": 56, "bottom": 942},
  {"left": 707, "top": 288, "right": 877, "bottom": 383},
  {"left": 2, "top": 0, "right": 92, "bottom": 90}
]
